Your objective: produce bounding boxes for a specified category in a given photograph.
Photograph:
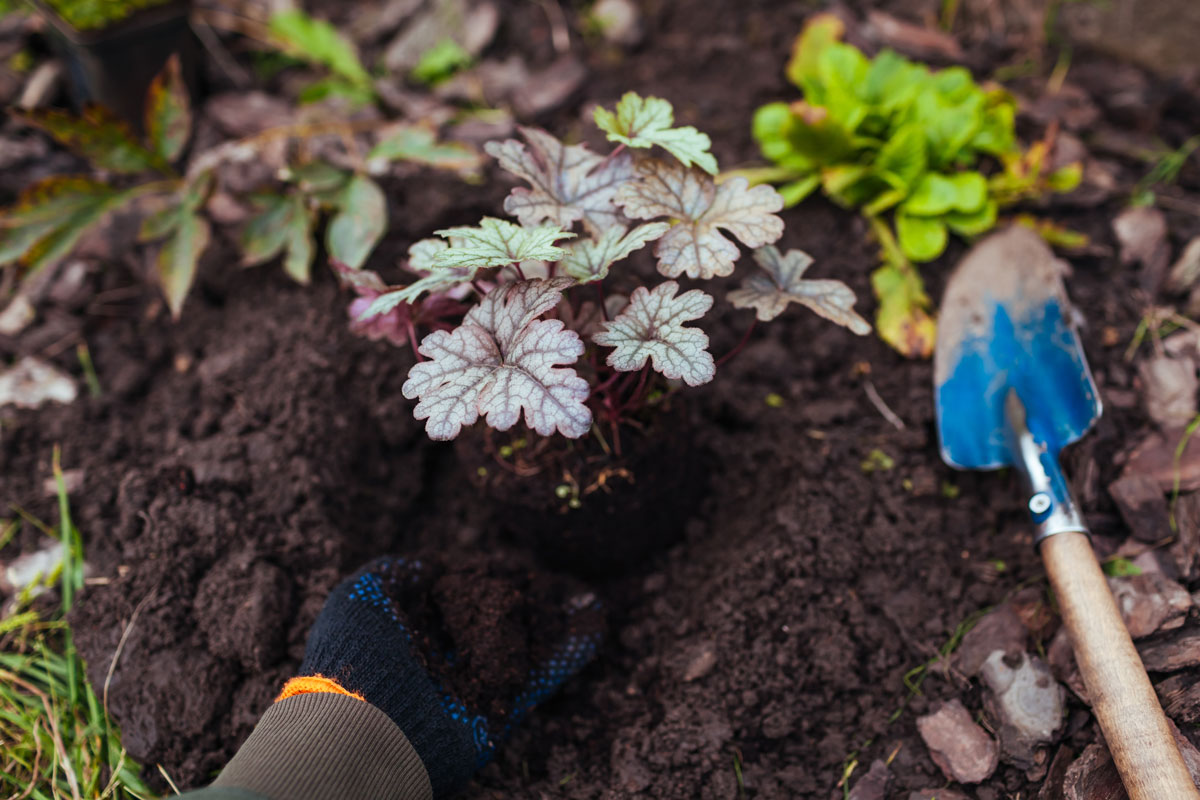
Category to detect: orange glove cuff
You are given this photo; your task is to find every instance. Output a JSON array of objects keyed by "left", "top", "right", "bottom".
[{"left": 276, "top": 675, "right": 366, "bottom": 703}]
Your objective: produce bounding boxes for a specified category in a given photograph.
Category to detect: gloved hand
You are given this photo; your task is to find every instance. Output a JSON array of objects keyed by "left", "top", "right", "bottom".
[{"left": 276, "top": 554, "right": 604, "bottom": 798}]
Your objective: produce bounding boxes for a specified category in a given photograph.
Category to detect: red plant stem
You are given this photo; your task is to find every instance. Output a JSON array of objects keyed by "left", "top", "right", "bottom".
[
  {"left": 512, "top": 262, "right": 527, "bottom": 281},
  {"left": 595, "top": 280, "right": 609, "bottom": 320},
  {"left": 470, "top": 279, "right": 487, "bottom": 297},
  {"left": 610, "top": 418, "right": 623, "bottom": 458},
  {"left": 715, "top": 319, "right": 758, "bottom": 368},
  {"left": 590, "top": 143, "right": 628, "bottom": 177},
  {"left": 615, "top": 365, "right": 650, "bottom": 416},
  {"left": 406, "top": 317, "right": 425, "bottom": 362},
  {"left": 592, "top": 369, "right": 623, "bottom": 396}
]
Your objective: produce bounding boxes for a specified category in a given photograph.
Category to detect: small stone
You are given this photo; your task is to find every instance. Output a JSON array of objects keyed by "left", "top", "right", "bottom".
[
  {"left": 0, "top": 356, "right": 77, "bottom": 409},
  {"left": 863, "top": 10, "right": 963, "bottom": 61},
  {"left": 42, "top": 468, "right": 84, "bottom": 497},
  {"left": 917, "top": 699, "right": 999, "bottom": 784},
  {"left": 680, "top": 643, "right": 717, "bottom": 682},
  {"left": 1109, "top": 571, "right": 1192, "bottom": 637},
  {"left": 0, "top": 540, "right": 65, "bottom": 596},
  {"left": 513, "top": 56, "right": 587, "bottom": 117},
  {"left": 848, "top": 759, "right": 891, "bottom": 800},
  {"left": 980, "top": 651, "right": 1065, "bottom": 769},
  {"left": 954, "top": 604, "right": 1028, "bottom": 677},
  {"left": 0, "top": 294, "right": 34, "bottom": 335},
  {"left": 591, "top": 0, "right": 644, "bottom": 46},
  {"left": 1113, "top": 206, "right": 1170, "bottom": 291},
  {"left": 1168, "top": 237, "right": 1200, "bottom": 294}
]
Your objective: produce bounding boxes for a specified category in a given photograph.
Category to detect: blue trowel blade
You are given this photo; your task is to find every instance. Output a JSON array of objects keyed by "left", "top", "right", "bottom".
[{"left": 933, "top": 226, "right": 1102, "bottom": 471}]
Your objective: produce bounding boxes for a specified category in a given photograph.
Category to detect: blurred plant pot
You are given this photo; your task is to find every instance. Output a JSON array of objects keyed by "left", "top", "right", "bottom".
[
  {"left": 32, "top": 0, "right": 194, "bottom": 130},
  {"left": 455, "top": 401, "right": 706, "bottom": 577}
]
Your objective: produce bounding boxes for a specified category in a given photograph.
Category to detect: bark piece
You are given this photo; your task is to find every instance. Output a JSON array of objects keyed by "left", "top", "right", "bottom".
[
  {"left": 848, "top": 759, "right": 891, "bottom": 800},
  {"left": 1138, "top": 623, "right": 1200, "bottom": 673},
  {"left": 1113, "top": 206, "right": 1170, "bottom": 291},
  {"left": 954, "top": 604, "right": 1028, "bottom": 677},
  {"left": 1138, "top": 355, "right": 1199, "bottom": 430},
  {"left": 1108, "top": 473, "right": 1171, "bottom": 542},
  {"left": 1108, "top": 571, "right": 1192, "bottom": 637},
  {"left": 1156, "top": 672, "right": 1200, "bottom": 726},
  {"left": 916, "top": 699, "right": 999, "bottom": 784}
]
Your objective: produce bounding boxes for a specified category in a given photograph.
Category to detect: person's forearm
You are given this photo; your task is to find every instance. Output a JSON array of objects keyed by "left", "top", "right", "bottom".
[{"left": 180, "top": 692, "right": 432, "bottom": 800}]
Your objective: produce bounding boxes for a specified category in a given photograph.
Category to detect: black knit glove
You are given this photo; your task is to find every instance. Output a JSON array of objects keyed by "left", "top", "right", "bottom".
[{"left": 287, "top": 555, "right": 605, "bottom": 797}]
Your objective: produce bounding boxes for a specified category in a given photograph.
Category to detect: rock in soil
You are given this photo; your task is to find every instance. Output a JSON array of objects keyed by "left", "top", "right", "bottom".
[
  {"left": 0, "top": 356, "right": 76, "bottom": 409},
  {"left": 979, "top": 651, "right": 1065, "bottom": 771},
  {"left": 1137, "top": 355, "right": 1199, "bottom": 430},
  {"left": 1168, "top": 237, "right": 1200, "bottom": 294},
  {"left": 954, "top": 604, "right": 1028, "bottom": 677},
  {"left": 1108, "top": 473, "right": 1171, "bottom": 543},
  {"left": 848, "top": 758, "right": 892, "bottom": 800},
  {"left": 1120, "top": 430, "right": 1200, "bottom": 493},
  {"left": 1112, "top": 206, "right": 1170, "bottom": 291},
  {"left": 916, "top": 699, "right": 1000, "bottom": 784},
  {"left": 1108, "top": 571, "right": 1192, "bottom": 637}
]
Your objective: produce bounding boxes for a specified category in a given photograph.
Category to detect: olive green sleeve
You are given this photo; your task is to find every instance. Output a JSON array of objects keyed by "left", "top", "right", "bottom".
[{"left": 179, "top": 692, "right": 433, "bottom": 800}]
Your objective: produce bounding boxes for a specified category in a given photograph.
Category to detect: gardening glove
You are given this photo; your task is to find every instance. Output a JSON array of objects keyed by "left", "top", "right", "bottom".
[{"left": 202, "top": 555, "right": 604, "bottom": 800}]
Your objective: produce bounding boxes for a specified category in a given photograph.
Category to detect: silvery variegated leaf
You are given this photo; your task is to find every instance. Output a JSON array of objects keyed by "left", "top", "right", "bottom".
[
  {"left": 593, "top": 281, "right": 715, "bottom": 386},
  {"left": 432, "top": 217, "right": 574, "bottom": 270},
  {"left": 402, "top": 278, "right": 592, "bottom": 440},
  {"left": 358, "top": 267, "right": 476, "bottom": 318},
  {"left": 615, "top": 159, "right": 784, "bottom": 279},
  {"left": 593, "top": 92, "right": 718, "bottom": 175},
  {"left": 484, "top": 126, "right": 635, "bottom": 236},
  {"left": 561, "top": 222, "right": 671, "bottom": 284},
  {"left": 729, "top": 246, "right": 871, "bottom": 334}
]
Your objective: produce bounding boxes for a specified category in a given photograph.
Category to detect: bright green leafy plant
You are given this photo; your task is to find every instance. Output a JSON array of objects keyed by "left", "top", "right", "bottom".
[
  {"left": 750, "top": 14, "right": 1080, "bottom": 356},
  {"left": 0, "top": 57, "right": 480, "bottom": 317},
  {"left": 346, "top": 93, "right": 870, "bottom": 448}
]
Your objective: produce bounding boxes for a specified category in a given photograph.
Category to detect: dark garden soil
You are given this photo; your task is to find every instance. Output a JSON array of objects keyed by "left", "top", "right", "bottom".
[{"left": 4, "top": 1, "right": 1200, "bottom": 798}]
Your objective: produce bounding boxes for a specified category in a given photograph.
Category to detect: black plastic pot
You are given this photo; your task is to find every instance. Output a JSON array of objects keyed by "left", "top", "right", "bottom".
[{"left": 33, "top": 0, "right": 194, "bottom": 131}]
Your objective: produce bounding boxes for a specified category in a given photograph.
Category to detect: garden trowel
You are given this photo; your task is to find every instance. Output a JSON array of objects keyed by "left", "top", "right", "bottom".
[{"left": 934, "top": 226, "right": 1199, "bottom": 800}]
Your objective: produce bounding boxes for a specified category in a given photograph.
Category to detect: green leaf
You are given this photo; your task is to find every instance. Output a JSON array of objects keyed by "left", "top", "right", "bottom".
[
  {"left": 871, "top": 260, "right": 935, "bottom": 359},
  {"left": 326, "top": 175, "right": 387, "bottom": 270},
  {"left": 282, "top": 194, "right": 316, "bottom": 284},
  {"left": 896, "top": 212, "right": 948, "bottom": 262},
  {"left": 157, "top": 213, "right": 211, "bottom": 319},
  {"left": 593, "top": 92, "right": 718, "bottom": 174},
  {"left": 268, "top": 10, "right": 371, "bottom": 89},
  {"left": 144, "top": 54, "right": 191, "bottom": 163},
  {"left": 876, "top": 124, "right": 927, "bottom": 190},
  {"left": 433, "top": 218, "right": 574, "bottom": 269},
  {"left": 561, "top": 223, "right": 670, "bottom": 284},
  {"left": 18, "top": 107, "right": 164, "bottom": 174},
  {"left": 239, "top": 194, "right": 293, "bottom": 267},
  {"left": 411, "top": 38, "right": 472, "bottom": 85},
  {"left": 289, "top": 161, "right": 352, "bottom": 195},
  {"left": 785, "top": 13, "right": 845, "bottom": 91},
  {"left": 297, "top": 77, "right": 375, "bottom": 107},
  {"left": 821, "top": 165, "right": 889, "bottom": 208},
  {"left": 368, "top": 124, "right": 483, "bottom": 173},
  {"left": 1047, "top": 163, "right": 1083, "bottom": 194},
  {"left": 0, "top": 177, "right": 138, "bottom": 275},
  {"left": 945, "top": 199, "right": 997, "bottom": 237},
  {"left": 778, "top": 174, "right": 821, "bottom": 207},
  {"left": 903, "top": 172, "right": 986, "bottom": 216}
]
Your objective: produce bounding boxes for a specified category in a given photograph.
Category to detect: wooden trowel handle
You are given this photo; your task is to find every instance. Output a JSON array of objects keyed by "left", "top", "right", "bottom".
[{"left": 1042, "top": 531, "right": 1199, "bottom": 800}]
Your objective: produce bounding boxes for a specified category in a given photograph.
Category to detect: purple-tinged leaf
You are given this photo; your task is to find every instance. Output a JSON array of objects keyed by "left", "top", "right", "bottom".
[
  {"left": 402, "top": 278, "right": 591, "bottom": 440},
  {"left": 157, "top": 213, "right": 211, "bottom": 319},
  {"left": 145, "top": 54, "right": 191, "bottom": 163},
  {"left": 593, "top": 281, "right": 715, "bottom": 386},
  {"left": 485, "top": 126, "right": 635, "bottom": 236},
  {"left": 729, "top": 246, "right": 870, "bottom": 333},
  {"left": 615, "top": 159, "right": 784, "bottom": 279},
  {"left": 18, "top": 107, "right": 164, "bottom": 174}
]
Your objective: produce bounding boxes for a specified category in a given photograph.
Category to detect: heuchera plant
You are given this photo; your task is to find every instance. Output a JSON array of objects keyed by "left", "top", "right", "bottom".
[
  {"left": 0, "top": 57, "right": 480, "bottom": 317},
  {"left": 347, "top": 92, "right": 871, "bottom": 447},
  {"left": 749, "top": 14, "right": 1081, "bottom": 357}
]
